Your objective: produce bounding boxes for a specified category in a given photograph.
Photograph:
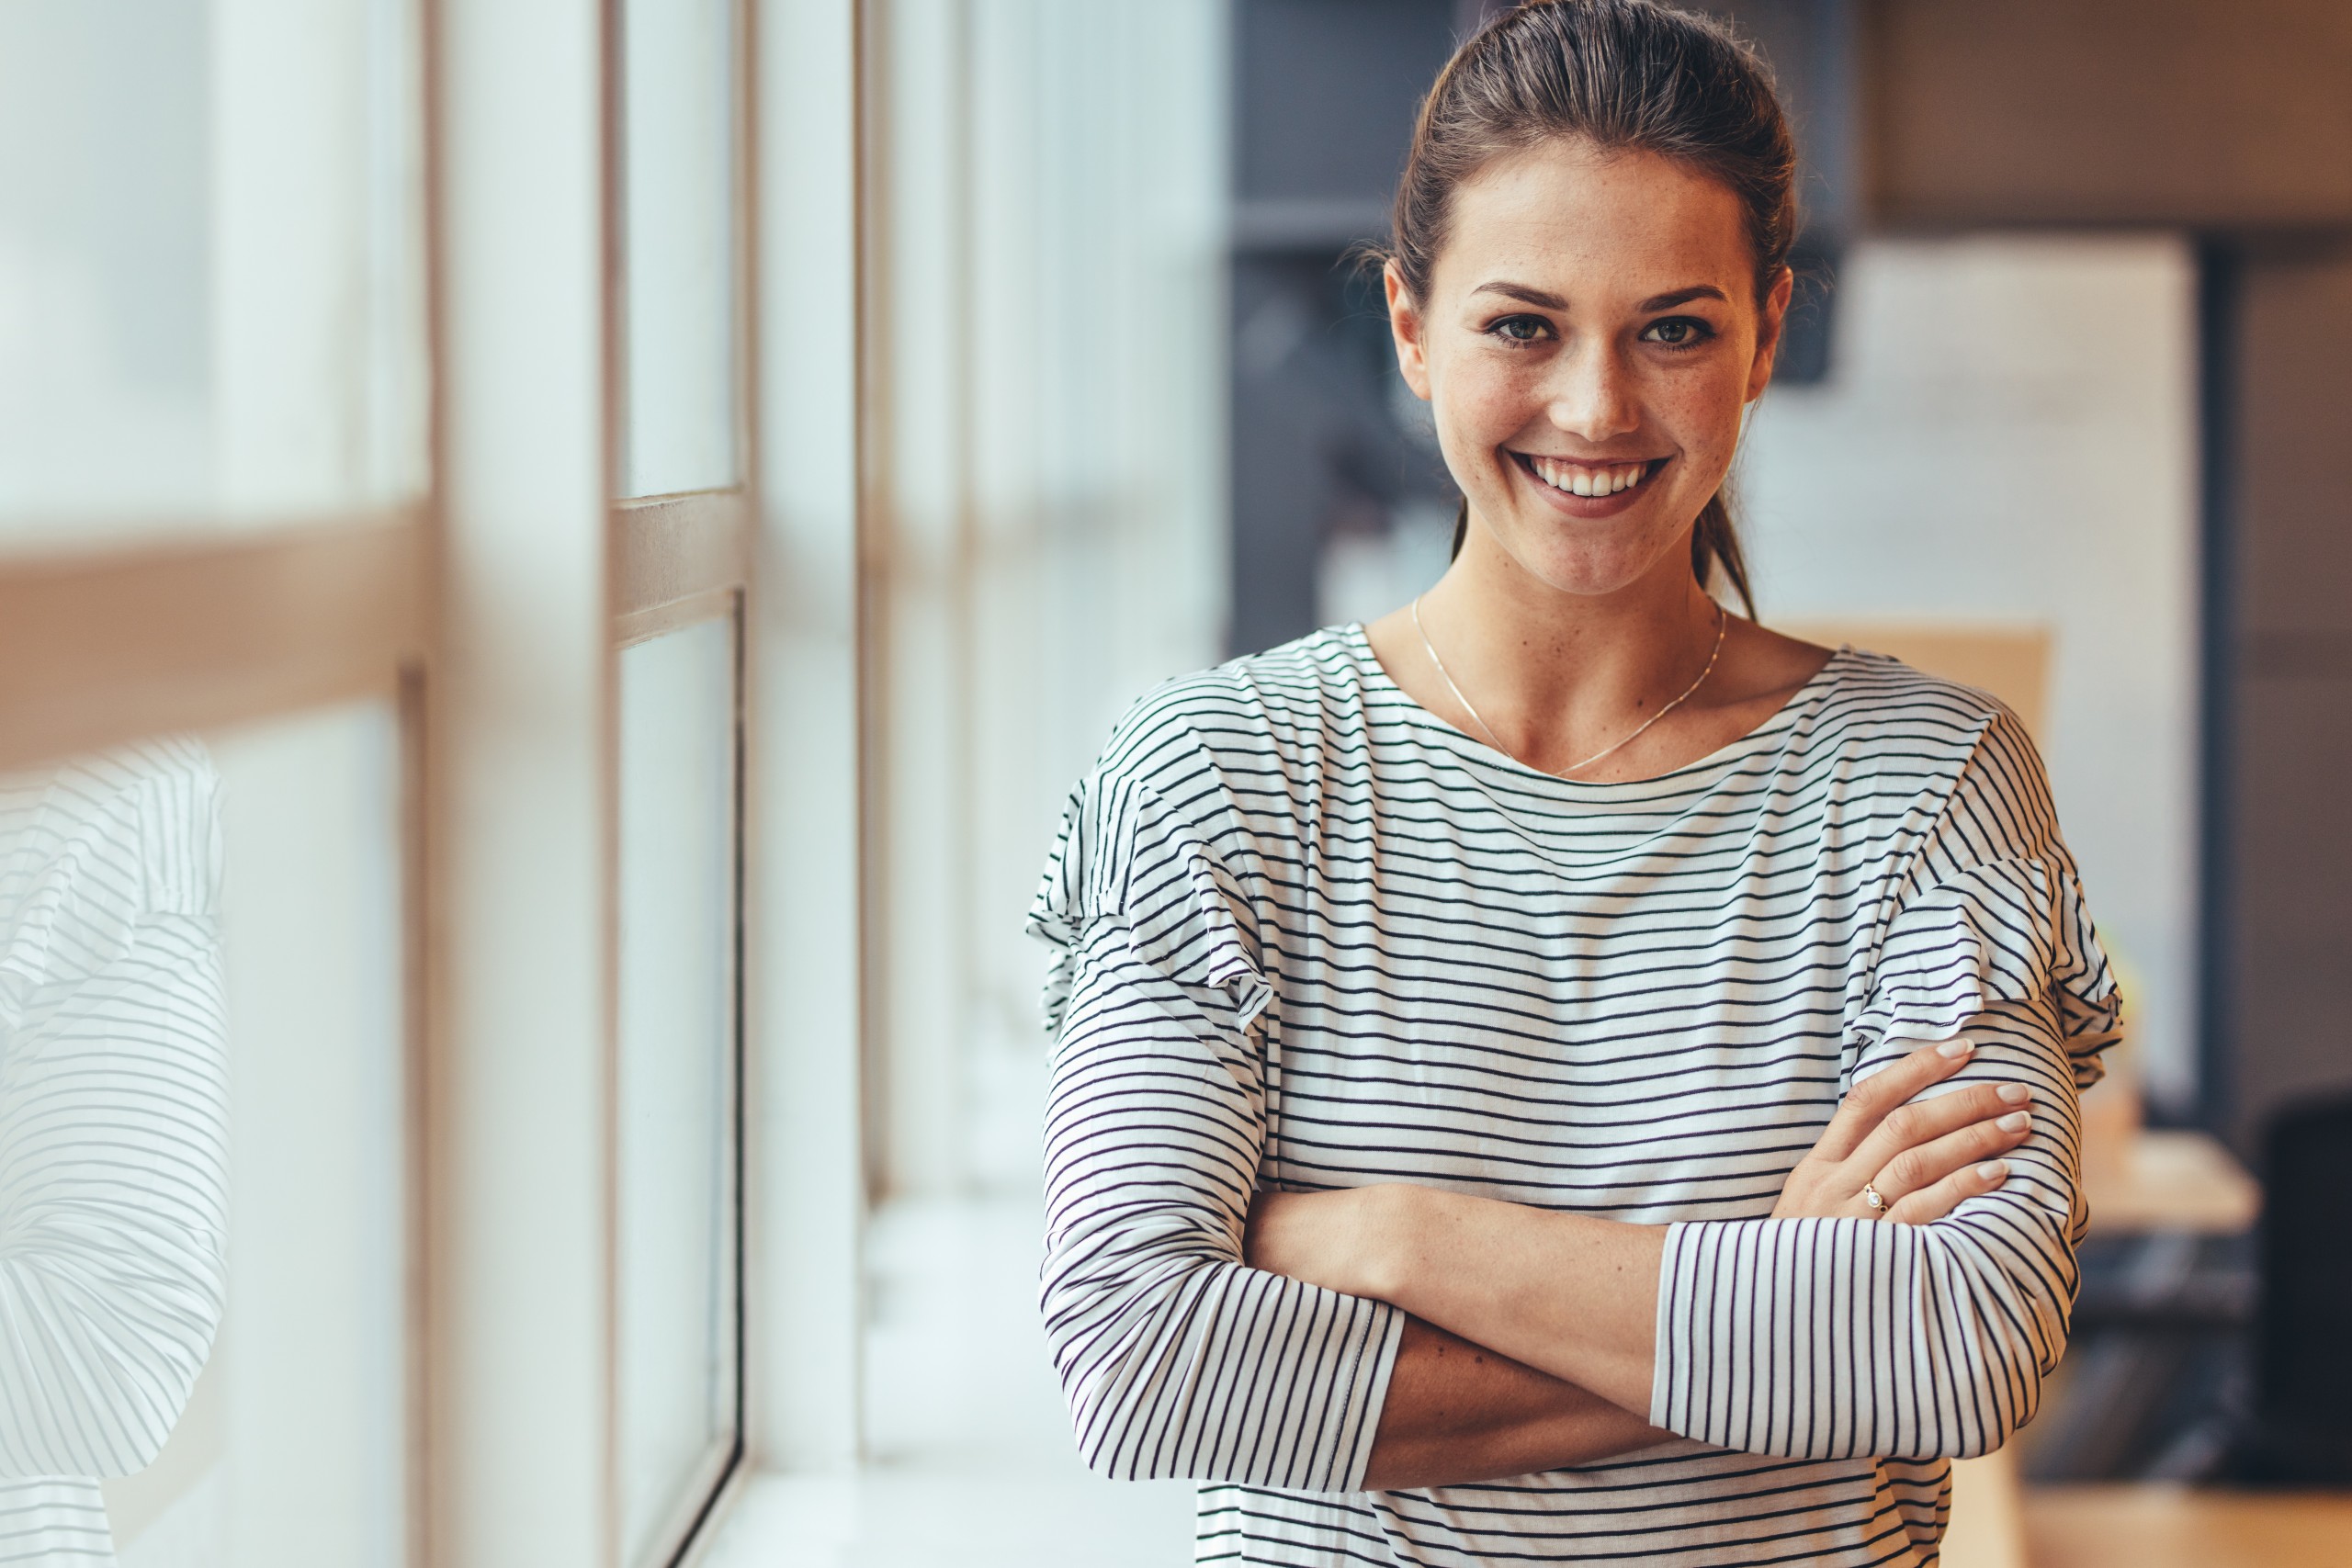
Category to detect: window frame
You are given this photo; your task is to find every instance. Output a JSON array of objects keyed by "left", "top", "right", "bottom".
[{"left": 603, "top": 0, "right": 762, "bottom": 1551}]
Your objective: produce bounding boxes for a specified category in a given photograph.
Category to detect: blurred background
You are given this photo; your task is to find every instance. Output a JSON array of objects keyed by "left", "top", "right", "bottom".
[{"left": 2, "top": 1, "right": 2348, "bottom": 1565}]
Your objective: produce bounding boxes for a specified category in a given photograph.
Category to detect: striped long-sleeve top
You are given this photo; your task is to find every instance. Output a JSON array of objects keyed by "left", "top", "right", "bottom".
[
  {"left": 1030, "top": 629, "right": 2117, "bottom": 1568},
  {"left": 0, "top": 741, "right": 229, "bottom": 1563}
]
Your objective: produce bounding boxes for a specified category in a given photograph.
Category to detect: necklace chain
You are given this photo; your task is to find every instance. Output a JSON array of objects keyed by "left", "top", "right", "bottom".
[{"left": 1408, "top": 594, "right": 1727, "bottom": 779}]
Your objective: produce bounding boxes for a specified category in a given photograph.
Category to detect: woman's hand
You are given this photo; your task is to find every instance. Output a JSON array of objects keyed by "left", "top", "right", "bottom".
[{"left": 1770, "top": 1036, "right": 2033, "bottom": 1224}]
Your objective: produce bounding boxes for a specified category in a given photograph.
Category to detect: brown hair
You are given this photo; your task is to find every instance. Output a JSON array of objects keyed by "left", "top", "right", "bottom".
[{"left": 1390, "top": 0, "right": 1797, "bottom": 616}]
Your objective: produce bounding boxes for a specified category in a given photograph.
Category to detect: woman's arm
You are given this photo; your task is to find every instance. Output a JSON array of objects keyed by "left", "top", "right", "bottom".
[
  {"left": 1259, "top": 1037, "right": 2041, "bottom": 1482},
  {"left": 1254, "top": 1005, "right": 2077, "bottom": 1461},
  {"left": 1362, "top": 1318, "right": 1664, "bottom": 1489},
  {"left": 1041, "top": 908, "right": 1403, "bottom": 1491}
]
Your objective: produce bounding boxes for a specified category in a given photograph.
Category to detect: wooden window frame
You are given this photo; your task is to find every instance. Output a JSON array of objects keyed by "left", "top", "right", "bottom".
[{"left": 604, "top": 0, "right": 762, "bottom": 1559}]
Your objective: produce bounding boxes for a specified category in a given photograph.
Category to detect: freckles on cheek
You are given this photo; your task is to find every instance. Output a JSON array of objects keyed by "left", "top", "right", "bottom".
[{"left": 1440, "top": 379, "right": 1527, "bottom": 456}]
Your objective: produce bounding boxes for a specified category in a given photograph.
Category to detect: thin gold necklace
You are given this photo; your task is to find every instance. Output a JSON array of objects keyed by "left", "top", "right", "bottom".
[{"left": 1408, "top": 594, "right": 1727, "bottom": 779}]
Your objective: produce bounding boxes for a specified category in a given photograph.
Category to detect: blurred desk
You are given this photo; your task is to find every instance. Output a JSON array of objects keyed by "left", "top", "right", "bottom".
[
  {"left": 2024, "top": 1485, "right": 2352, "bottom": 1567},
  {"left": 1945, "top": 1450, "right": 2029, "bottom": 1568},
  {"left": 2085, "top": 1129, "right": 2260, "bottom": 1237}
]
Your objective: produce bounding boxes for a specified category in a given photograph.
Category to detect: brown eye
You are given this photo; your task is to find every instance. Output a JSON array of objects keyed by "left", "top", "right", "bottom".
[{"left": 1492, "top": 315, "right": 1547, "bottom": 343}]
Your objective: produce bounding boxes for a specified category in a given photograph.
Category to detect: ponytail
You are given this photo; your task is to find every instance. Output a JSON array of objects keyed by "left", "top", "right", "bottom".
[
  {"left": 1444, "top": 491, "right": 1758, "bottom": 619},
  {"left": 1690, "top": 491, "right": 1757, "bottom": 617}
]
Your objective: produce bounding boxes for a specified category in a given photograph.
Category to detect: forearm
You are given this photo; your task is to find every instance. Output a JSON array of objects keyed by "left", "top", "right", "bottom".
[
  {"left": 1363, "top": 1316, "right": 1666, "bottom": 1489},
  {"left": 1352, "top": 1187, "right": 1665, "bottom": 1416}
]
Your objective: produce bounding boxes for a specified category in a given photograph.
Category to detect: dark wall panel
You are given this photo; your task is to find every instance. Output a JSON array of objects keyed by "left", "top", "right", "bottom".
[
  {"left": 1872, "top": 0, "right": 2352, "bottom": 229},
  {"left": 1236, "top": 0, "right": 1461, "bottom": 204},
  {"left": 2221, "top": 247, "right": 2352, "bottom": 1145}
]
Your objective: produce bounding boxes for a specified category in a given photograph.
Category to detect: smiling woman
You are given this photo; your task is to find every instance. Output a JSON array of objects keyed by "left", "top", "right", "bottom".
[{"left": 1030, "top": 4, "right": 2119, "bottom": 1567}]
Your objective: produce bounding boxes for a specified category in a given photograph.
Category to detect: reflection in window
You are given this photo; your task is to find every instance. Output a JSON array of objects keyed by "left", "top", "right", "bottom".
[
  {"left": 0, "top": 739, "right": 226, "bottom": 1563},
  {"left": 616, "top": 614, "right": 740, "bottom": 1565},
  {"left": 0, "top": 702, "right": 408, "bottom": 1567},
  {"left": 619, "top": 0, "right": 740, "bottom": 498}
]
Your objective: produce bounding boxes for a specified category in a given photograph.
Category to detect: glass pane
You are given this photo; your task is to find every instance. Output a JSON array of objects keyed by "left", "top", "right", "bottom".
[
  {"left": 620, "top": 0, "right": 740, "bottom": 497},
  {"left": 0, "top": 0, "right": 428, "bottom": 541},
  {"left": 0, "top": 702, "right": 407, "bottom": 1566},
  {"left": 616, "top": 615, "right": 739, "bottom": 1565}
]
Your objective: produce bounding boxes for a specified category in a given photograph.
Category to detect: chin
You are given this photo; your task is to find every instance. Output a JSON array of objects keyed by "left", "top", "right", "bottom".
[{"left": 1494, "top": 525, "right": 1684, "bottom": 602}]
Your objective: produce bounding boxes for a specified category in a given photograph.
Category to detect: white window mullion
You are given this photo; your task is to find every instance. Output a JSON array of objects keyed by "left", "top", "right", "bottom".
[
  {"left": 744, "top": 0, "right": 866, "bottom": 1478},
  {"left": 428, "top": 1, "right": 615, "bottom": 1565}
]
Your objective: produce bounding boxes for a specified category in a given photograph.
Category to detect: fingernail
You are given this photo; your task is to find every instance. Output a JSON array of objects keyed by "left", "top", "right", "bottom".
[
  {"left": 1977, "top": 1160, "right": 2009, "bottom": 1181},
  {"left": 1997, "top": 1084, "right": 2031, "bottom": 1104},
  {"left": 1998, "top": 1111, "right": 2030, "bottom": 1133},
  {"left": 1937, "top": 1039, "right": 1974, "bottom": 1059}
]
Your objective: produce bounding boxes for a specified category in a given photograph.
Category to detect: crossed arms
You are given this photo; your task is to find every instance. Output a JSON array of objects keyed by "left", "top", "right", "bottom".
[
  {"left": 1039, "top": 914, "right": 2083, "bottom": 1492},
  {"left": 1248, "top": 1032, "right": 2048, "bottom": 1487}
]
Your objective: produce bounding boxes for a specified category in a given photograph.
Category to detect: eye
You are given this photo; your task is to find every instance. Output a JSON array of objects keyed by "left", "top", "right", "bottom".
[
  {"left": 1487, "top": 314, "right": 1551, "bottom": 344},
  {"left": 1641, "top": 316, "right": 1715, "bottom": 348}
]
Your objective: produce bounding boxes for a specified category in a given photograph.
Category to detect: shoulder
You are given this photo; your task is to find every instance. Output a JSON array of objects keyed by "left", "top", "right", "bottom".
[
  {"left": 3, "top": 737, "right": 220, "bottom": 874},
  {"left": 1800, "top": 649, "right": 2063, "bottom": 855},
  {"left": 1091, "top": 627, "right": 1366, "bottom": 789},
  {"left": 1807, "top": 649, "right": 2034, "bottom": 767}
]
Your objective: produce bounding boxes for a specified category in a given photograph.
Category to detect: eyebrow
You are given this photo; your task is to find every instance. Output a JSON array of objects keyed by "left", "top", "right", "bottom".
[{"left": 1467, "top": 281, "right": 1730, "bottom": 311}]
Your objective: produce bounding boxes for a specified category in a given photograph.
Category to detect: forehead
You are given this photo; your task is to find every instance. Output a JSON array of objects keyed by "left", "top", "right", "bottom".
[{"left": 1430, "top": 140, "right": 1752, "bottom": 303}]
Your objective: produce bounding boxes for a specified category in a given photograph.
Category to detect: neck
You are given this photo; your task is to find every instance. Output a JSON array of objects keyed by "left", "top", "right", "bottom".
[{"left": 1413, "top": 525, "right": 1722, "bottom": 769}]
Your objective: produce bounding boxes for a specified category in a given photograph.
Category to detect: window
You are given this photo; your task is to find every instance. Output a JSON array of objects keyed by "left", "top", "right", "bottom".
[
  {"left": 610, "top": 0, "right": 755, "bottom": 1557},
  {"left": 0, "top": 0, "right": 426, "bottom": 540},
  {"left": 616, "top": 613, "right": 742, "bottom": 1565},
  {"left": 0, "top": 0, "right": 865, "bottom": 1560},
  {"left": 0, "top": 2, "right": 424, "bottom": 1562}
]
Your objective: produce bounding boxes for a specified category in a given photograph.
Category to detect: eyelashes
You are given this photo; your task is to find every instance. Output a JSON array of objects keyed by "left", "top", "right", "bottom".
[
  {"left": 1478, "top": 314, "right": 1719, "bottom": 351},
  {"left": 1487, "top": 314, "right": 1551, "bottom": 344},
  {"left": 1641, "top": 316, "right": 1716, "bottom": 349}
]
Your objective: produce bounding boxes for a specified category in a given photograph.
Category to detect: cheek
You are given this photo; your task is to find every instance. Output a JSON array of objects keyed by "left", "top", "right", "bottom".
[
  {"left": 1653, "top": 369, "right": 1748, "bottom": 466},
  {"left": 1430, "top": 357, "right": 1539, "bottom": 450}
]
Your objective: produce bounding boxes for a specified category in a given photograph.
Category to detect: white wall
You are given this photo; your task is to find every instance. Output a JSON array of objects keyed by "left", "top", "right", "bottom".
[{"left": 1738, "top": 234, "right": 2201, "bottom": 1111}]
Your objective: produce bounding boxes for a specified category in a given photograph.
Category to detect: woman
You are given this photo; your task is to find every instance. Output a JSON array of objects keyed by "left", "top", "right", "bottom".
[{"left": 1031, "top": 3, "right": 2116, "bottom": 1563}]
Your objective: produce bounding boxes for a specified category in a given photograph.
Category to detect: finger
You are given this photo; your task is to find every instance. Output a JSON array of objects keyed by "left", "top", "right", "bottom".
[
  {"left": 1868, "top": 1107, "right": 2033, "bottom": 1205},
  {"left": 1808, "top": 1037, "right": 1977, "bottom": 1163},
  {"left": 1885, "top": 1158, "right": 2012, "bottom": 1226},
  {"left": 1846, "top": 1078, "right": 2034, "bottom": 1186}
]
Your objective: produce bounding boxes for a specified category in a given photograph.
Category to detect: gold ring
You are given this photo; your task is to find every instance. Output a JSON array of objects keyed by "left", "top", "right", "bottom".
[{"left": 1861, "top": 1181, "right": 1887, "bottom": 1217}]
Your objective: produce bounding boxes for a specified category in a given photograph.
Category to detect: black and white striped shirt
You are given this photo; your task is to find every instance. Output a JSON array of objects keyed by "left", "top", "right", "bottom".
[
  {"left": 1032, "top": 627, "right": 2116, "bottom": 1567},
  {"left": 0, "top": 741, "right": 228, "bottom": 1563}
]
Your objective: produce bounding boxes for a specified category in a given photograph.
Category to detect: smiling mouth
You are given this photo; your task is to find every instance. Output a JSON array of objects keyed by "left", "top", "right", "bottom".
[{"left": 1514, "top": 451, "right": 1669, "bottom": 499}]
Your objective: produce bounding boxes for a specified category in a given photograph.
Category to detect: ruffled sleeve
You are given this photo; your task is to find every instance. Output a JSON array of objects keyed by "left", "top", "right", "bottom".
[
  {"left": 1027, "top": 757, "right": 1271, "bottom": 1044},
  {"left": 1653, "top": 703, "right": 2109, "bottom": 1462},
  {"left": 1855, "top": 708, "right": 2121, "bottom": 1089},
  {"left": 0, "top": 739, "right": 229, "bottom": 1480},
  {"left": 1028, "top": 715, "right": 1400, "bottom": 1492}
]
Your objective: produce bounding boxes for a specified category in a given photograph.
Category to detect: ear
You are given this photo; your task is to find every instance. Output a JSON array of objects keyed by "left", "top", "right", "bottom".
[
  {"left": 1745, "top": 265, "right": 1795, "bottom": 401},
  {"left": 1385, "top": 260, "right": 1433, "bottom": 400}
]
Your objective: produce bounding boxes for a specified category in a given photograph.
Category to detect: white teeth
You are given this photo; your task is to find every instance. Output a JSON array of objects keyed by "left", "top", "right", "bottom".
[{"left": 1529, "top": 456, "right": 1649, "bottom": 497}]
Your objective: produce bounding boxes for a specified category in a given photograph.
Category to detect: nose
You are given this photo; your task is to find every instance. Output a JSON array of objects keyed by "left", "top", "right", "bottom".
[{"left": 1543, "top": 335, "right": 1640, "bottom": 443}]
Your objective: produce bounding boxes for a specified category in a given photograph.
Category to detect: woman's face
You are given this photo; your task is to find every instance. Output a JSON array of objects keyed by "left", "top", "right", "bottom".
[{"left": 1389, "top": 139, "right": 1790, "bottom": 602}]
